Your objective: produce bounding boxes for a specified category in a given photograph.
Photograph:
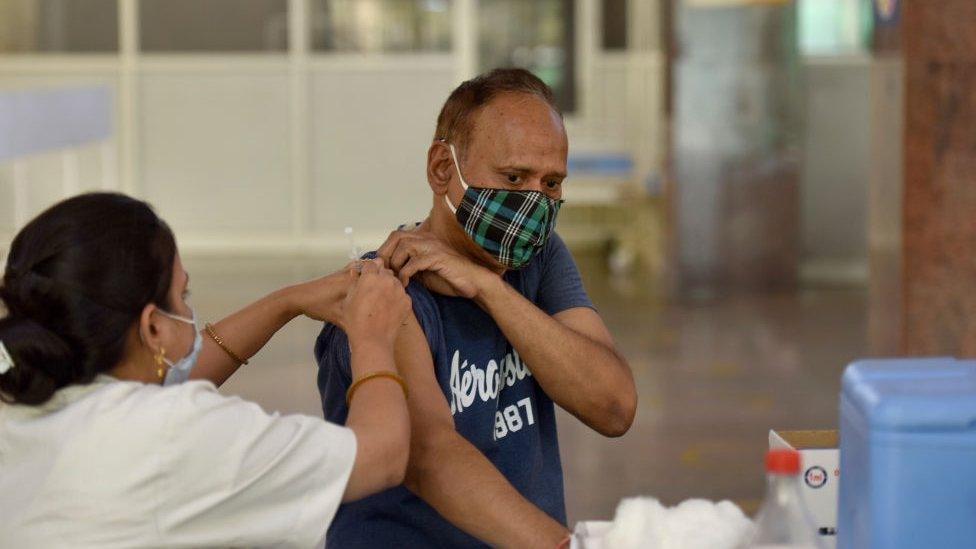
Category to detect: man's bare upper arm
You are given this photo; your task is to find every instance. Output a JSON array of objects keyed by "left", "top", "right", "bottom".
[{"left": 393, "top": 314, "right": 455, "bottom": 435}]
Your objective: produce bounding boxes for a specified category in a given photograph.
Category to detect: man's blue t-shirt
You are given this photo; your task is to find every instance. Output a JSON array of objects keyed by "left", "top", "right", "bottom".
[{"left": 314, "top": 232, "right": 594, "bottom": 548}]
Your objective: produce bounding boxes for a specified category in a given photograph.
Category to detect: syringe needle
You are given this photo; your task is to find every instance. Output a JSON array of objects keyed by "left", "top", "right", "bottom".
[{"left": 344, "top": 226, "right": 360, "bottom": 260}]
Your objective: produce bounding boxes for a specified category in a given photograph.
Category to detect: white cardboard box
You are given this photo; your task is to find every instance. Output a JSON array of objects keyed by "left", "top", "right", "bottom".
[{"left": 769, "top": 429, "right": 839, "bottom": 549}]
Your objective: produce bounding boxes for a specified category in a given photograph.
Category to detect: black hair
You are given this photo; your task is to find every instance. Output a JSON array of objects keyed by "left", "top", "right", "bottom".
[{"left": 0, "top": 192, "right": 177, "bottom": 405}]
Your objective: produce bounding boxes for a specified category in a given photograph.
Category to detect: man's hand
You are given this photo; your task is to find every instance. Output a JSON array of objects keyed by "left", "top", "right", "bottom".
[{"left": 376, "top": 229, "right": 497, "bottom": 299}]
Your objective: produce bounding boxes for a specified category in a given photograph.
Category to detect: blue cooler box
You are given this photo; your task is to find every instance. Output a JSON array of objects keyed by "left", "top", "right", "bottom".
[{"left": 839, "top": 358, "right": 976, "bottom": 549}]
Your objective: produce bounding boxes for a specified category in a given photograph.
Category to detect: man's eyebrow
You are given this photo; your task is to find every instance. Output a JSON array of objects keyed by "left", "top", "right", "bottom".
[
  {"left": 497, "top": 165, "right": 567, "bottom": 179},
  {"left": 497, "top": 165, "right": 532, "bottom": 174}
]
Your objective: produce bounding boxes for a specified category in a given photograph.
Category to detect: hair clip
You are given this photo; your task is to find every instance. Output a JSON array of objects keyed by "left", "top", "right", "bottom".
[{"left": 0, "top": 341, "right": 15, "bottom": 375}]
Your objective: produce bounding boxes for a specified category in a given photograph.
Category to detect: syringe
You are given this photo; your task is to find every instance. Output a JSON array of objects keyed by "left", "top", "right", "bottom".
[{"left": 344, "top": 226, "right": 361, "bottom": 261}]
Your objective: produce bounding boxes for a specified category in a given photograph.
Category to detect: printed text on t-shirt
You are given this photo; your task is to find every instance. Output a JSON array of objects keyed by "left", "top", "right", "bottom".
[{"left": 448, "top": 349, "right": 533, "bottom": 416}]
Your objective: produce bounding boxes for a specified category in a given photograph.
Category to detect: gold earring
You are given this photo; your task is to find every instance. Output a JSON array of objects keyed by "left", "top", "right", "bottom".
[{"left": 154, "top": 347, "right": 166, "bottom": 379}]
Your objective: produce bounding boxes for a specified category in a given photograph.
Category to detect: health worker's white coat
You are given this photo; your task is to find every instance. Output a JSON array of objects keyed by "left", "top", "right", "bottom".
[{"left": 0, "top": 375, "right": 356, "bottom": 548}]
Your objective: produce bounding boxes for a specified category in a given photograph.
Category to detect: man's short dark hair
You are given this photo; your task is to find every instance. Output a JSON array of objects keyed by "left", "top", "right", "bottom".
[{"left": 434, "top": 68, "right": 561, "bottom": 155}]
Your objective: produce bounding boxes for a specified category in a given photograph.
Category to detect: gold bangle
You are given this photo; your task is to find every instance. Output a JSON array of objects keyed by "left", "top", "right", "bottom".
[
  {"left": 204, "top": 322, "right": 249, "bottom": 366},
  {"left": 346, "top": 371, "right": 408, "bottom": 406}
]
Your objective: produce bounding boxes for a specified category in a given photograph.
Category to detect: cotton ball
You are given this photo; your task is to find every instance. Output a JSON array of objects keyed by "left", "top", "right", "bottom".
[
  {"left": 663, "top": 499, "right": 723, "bottom": 548},
  {"left": 600, "top": 497, "right": 754, "bottom": 549},
  {"left": 663, "top": 499, "right": 754, "bottom": 549},
  {"left": 603, "top": 497, "right": 667, "bottom": 548}
]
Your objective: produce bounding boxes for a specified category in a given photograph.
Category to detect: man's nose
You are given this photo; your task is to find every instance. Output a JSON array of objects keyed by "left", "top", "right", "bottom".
[{"left": 524, "top": 178, "right": 546, "bottom": 192}]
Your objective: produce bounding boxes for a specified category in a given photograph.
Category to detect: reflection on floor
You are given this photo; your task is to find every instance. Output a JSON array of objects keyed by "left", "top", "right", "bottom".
[{"left": 185, "top": 250, "right": 869, "bottom": 526}]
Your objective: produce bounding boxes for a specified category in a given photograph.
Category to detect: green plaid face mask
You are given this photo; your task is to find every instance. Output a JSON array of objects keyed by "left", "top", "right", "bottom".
[{"left": 445, "top": 144, "right": 562, "bottom": 270}]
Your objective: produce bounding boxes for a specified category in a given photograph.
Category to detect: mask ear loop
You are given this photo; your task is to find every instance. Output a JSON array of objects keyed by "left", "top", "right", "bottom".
[
  {"left": 156, "top": 308, "right": 195, "bottom": 326},
  {"left": 443, "top": 142, "right": 469, "bottom": 214},
  {"left": 154, "top": 308, "right": 197, "bottom": 368}
]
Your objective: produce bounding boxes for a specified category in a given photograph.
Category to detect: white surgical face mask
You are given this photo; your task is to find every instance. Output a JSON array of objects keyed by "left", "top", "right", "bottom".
[{"left": 156, "top": 308, "right": 202, "bottom": 386}]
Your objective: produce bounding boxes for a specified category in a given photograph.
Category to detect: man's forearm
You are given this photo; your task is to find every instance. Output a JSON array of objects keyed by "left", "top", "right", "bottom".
[
  {"left": 474, "top": 276, "right": 636, "bottom": 436},
  {"left": 406, "top": 430, "right": 568, "bottom": 548},
  {"left": 392, "top": 313, "right": 570, "bottom": 547}
]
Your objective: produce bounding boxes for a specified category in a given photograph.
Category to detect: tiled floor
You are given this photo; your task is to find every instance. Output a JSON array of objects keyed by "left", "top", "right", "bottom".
[{"left": 184, "top": 250, "right": 871, "bottom": 526}]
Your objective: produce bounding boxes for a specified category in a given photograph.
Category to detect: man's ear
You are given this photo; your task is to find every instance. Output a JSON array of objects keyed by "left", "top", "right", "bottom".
[{"left": 426, "top": 141, "right": 454, "bottom": 196}]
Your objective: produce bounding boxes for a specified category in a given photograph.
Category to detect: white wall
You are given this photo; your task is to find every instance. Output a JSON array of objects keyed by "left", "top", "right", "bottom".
[
  {"left": 0, "top": 0, "right": 666, "bottom": 257},
  {"left": 308, "top": 61, "right": 457, "bottom": 236}
]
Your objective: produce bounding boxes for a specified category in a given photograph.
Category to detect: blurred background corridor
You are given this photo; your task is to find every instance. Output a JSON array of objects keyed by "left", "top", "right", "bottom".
[{"left": 2, "top": 0, "right": 971, "bottom": 526}]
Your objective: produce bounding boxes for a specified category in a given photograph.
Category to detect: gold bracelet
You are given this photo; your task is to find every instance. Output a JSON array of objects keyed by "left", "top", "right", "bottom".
[
  {"left": 204, "top": 322, "right": 249, "bottom": 366},
  {"left": 346, "top": 371, "right": 408, "bottom": 406}
]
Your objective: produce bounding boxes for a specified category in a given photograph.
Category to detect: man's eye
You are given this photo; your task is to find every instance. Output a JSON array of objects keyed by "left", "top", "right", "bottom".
[
  {"left": 507, "top": 174, "right": 519, "bottom": 183},
  {"left": 546, "top": 180, "right": 561, "bottom": 189}
]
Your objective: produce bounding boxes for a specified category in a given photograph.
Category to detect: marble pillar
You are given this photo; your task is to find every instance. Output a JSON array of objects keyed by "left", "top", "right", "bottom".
[{"left": 901, "top": 1, "right": 976, "bottom": 355}]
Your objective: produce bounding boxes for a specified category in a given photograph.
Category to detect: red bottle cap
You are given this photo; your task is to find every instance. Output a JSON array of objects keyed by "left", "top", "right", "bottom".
[{"left": 765, "top": 448, "right": 801, "bottom": 475}]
